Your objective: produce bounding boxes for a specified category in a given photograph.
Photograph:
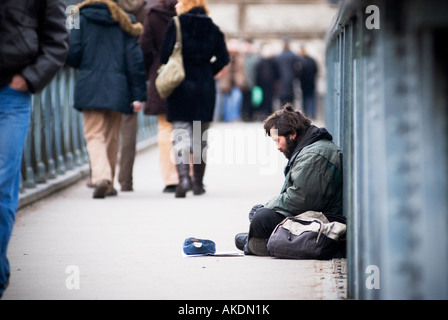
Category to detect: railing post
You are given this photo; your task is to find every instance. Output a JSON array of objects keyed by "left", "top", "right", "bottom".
[
  {"left": 51, "top": 74, "right": 66, "bottom": 176},
  {"left": 42, "top": 85, "right": 57, "bottom": 179},
  {"left": 22, "top": 97, "right": 36, "bottom": 189},
  {"left": 60, "top": 67, "right": 74, "bottom": 170},
  {"left": 33, "top": 92, "right": 47, "bottom": 183}
]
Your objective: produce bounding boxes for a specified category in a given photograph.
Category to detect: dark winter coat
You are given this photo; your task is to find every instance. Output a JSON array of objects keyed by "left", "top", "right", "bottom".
[
  {"left": 139, "top": 0, "right": 177, "bottom": 115},
  {"left": 65, "top": 0, "right": 147, "bottom": 114},
  {"left": 275, "top": 49, "right": 301, "bottom": 101},
  {"left": 160, "top": 7, "right": 229, "bottom": 122},
  {"left": 298, "top": 55, "right": 318, "bottom": 93},
  {"left": 255, "top": 57, "right": 280, "bottom": 116},
  {"left": 0, "top": 0, "right": 69, "bottom": 93},
  {"left": 265, "top": 126, "right": 343, "bottom": 217}
]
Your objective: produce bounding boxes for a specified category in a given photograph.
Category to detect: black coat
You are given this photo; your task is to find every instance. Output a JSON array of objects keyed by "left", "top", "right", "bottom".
[
  {"left": 139, "top": 0, "right": 177, "bottom": 115},
  {"left": 160, "top": 7, "right": 229, "bottom": 122},
  {"left": 66, "top": 0, "right": 147, "bottom": 114},
  {"left": 0, "top": 0, "right": 69, "bottom": 93},
  {"left": 299, "top": 55, "right": 318, "bottom": 93}
]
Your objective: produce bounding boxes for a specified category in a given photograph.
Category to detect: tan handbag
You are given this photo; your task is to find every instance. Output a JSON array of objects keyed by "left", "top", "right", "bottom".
[{"left": 155, "top": 16, "right": 185, "bottom": 99}]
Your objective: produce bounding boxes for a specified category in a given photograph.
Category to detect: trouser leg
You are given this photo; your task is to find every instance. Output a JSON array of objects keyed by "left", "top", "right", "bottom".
[
  {"left": 248, "top": 207, "right": 285, "bottom": 256},
  {"left": 0, "top": 86, "right": 31, "bottom": 296},
  {"left": 172, "top": 121, "right": 209, "bottom": 197},
  {"left": 118, "top": 113, "right": 137, "bottom": 190},
  {"left": 83, "top": 110, "right": 122, "bottom": 187},
  {"left": 157, "top": 114, "right": 178, "bottom": 187}
]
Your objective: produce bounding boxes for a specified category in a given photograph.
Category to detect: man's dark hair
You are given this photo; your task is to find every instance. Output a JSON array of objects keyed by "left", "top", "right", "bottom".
[{"left": 264, "top": 103, "right": 312, "bottom": 139}]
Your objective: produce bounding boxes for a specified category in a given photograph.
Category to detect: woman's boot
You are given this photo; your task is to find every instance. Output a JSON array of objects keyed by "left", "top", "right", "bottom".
[
  {"left": 192, "top": 162, "right": 206, "bottom": 195},
  {"left": 175, "top": 163, "right": 192, "bottom": 198}
]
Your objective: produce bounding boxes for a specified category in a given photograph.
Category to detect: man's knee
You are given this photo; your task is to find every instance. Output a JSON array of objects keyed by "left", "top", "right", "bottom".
[{"left": 249, "top": 207, "right": 283, "bottom": 239}]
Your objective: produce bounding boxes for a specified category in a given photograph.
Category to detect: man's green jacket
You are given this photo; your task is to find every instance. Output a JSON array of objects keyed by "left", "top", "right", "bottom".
[{"left": 265, "top": 125, "right": 343, "bottom": 217}]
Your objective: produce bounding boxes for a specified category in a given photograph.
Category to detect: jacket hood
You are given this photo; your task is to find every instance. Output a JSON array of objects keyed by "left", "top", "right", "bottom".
[
  {"left": 77, "top": 0, "right": 143, "bottom": 36},
  {"left": 284, "top": 125, "right": 333, "bottom": 175}
]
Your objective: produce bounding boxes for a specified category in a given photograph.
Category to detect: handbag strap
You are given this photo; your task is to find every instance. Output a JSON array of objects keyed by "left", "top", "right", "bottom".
[{"left": 173, "top": 16, "right": 182, "bottom": 46}]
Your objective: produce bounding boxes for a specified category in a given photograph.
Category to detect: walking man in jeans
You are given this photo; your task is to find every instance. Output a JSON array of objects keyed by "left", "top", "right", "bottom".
[{"left": 0, "top": 0, "right": 69, "bottom": 297}]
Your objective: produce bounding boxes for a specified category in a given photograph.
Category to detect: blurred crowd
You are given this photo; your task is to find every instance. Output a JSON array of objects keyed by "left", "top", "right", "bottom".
[{"left": 214, "top": 37, "right": 318, "bottom": 123}]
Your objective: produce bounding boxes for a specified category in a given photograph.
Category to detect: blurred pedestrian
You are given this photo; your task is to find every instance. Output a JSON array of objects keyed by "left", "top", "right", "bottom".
[
  {"left": 275, "top": 37, "right": 301, "bottom": 106},
  {"left": 240, "top": 39, "right": 261, "bottom": 122},
  {"left": 116, "top": 0, "right": 147, "bottom": 192},
  {"left": 255, "top": 43, "right": 280, "bottom": 120},
  {"left": 235, "top": 104, "right": 343, "bottom": 255},
  {"left": 218, "top": 39, "right": 245, "bottom": 122},
  {"left": 298, "top": 45, "right": 318, "bottom": 119},
  {"left": 66, "top": 0, "right": 147, "bottom": 199},
  {"left": 0, "top": 0, "right": 69, "bottom": 298},
  {"left": 160, "top": 0, "right": 229, "bottom": 198},
  {"left": 139, "top": 0, "right": 179, "bottom": 193}
]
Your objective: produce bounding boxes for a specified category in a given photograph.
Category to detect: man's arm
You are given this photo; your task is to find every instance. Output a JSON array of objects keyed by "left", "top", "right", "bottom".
[
  {"left": 265, "top": 152, "right": 333, "bottom": 217},
  {"left": 21, "top": 0, "right": 69, "bottom": 93}
]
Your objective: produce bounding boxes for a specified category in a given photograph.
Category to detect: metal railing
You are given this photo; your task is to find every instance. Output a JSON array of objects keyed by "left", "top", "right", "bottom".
[
  {"left": 19, "top": 67, "right": 157, "bottom": 207},
  {"left": 325, "top": 0, "right": 448, "bottom": 299}
]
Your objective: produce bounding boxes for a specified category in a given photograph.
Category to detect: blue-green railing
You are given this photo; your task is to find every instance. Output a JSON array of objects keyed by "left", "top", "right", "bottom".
[
  {"left": 19, "top": 67, "right": 157, "bottom": 207},
  {"left": 325, "top": 0, "right": 448, "bottom": 299}
]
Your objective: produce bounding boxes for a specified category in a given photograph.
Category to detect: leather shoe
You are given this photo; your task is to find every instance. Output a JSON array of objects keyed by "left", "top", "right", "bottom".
[
  {"left": 235, "top": 233, "right": 254, "bottom": 255},
  {"left": 235, "top": 233, "right": 248, "bottom": 251}
]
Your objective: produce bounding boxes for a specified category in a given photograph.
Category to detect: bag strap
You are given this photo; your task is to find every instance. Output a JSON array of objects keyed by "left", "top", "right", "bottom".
[{"left": 173, "top": 15, "right": 182, "bottom": 46}]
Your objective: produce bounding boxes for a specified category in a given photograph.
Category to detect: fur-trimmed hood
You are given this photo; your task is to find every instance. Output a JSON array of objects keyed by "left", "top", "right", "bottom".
[{"left": 77, "top": 0, "right": 143, "bottom": 36}]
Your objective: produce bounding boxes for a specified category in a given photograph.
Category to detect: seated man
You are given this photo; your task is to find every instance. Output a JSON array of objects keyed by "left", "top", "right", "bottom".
[{"left": 235, "top": 104, "right": 343, "bottom": 255}]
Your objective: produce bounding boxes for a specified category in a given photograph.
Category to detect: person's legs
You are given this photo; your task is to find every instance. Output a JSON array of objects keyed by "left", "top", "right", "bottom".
[
  {"left": 157, "top": 114, "right": 178, "bottom": 192},
  {"left": 83, "top": 110, "right": 113, "bottom": 198},
  {"left": 241, "top": 89, "right": 254, "bottom": 122},
  {"left": 192, "top": 121, "right": 209, "bottom": 195},
  {"left": 0, "top": 86, "right": 31, "bottom": 297},
  {"left": 118, "top": 113, "right": 137, "bottom": 191},
  {"left": 104, "top": 110, "right": 122, "bottom": 194},
  {"left": 248, "top": 207, "right": 285, "bottom": 256},
  {"left": 172, "top": 121, "right": 192, "bottom": 198},
  {"left": 302, "top": 91, "right": 316, "bottom": 119}
]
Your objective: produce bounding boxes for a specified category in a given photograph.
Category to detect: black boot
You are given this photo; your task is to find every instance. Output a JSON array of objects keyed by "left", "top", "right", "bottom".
[
  {"left": 175, "top": 163, "right": 192, "bottom": 198},
  {"left": 192, "top": 162, "right": 206, "bottom": 195}
]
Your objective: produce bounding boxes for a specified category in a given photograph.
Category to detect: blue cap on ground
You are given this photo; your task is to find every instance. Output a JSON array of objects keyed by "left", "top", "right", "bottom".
[{"left": 183, "top": 237, "right": 216, "bottom": 255}]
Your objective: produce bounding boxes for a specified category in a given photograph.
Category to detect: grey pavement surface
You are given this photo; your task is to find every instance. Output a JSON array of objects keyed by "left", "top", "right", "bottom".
[{"left": 3, "top": 122, "right": 346, "bottom": 300}]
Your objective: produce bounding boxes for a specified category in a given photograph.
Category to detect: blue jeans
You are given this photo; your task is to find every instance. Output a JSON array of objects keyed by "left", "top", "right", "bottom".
[
  {"left": 302, "top": 91, "right": 316, "bottom": 118},
  {"left": 0, "top": 86, "right": 31, "bottom": 297}
]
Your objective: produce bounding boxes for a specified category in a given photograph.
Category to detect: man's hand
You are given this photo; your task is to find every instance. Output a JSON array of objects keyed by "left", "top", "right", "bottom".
[
  {"left": 132, "top": 101, "right": 143, "bottom": 113},
  {"left": 9, "top": 75, "right": 29, "bottom": 92}
]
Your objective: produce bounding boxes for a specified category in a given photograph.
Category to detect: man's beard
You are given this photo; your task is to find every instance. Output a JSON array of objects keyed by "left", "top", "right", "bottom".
[{"left": 282, "top": 136, "right": 298, "bottom": 160}]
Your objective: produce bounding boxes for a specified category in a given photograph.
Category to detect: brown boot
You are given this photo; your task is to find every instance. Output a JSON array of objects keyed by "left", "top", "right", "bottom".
[
  {"left": 175, "top": 164, "right": 192, "bottom": 198},
  {"left": 192, "top": 162, "right": 206, "bottom": 195}
]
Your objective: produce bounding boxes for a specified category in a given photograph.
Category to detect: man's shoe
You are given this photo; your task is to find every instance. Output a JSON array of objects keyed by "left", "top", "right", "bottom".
[
  {"left": 105, "top": 187, "right": 118, "bottom": 196},
  {"left": 121, "top": 185, "right": 133, "bottom": 192},
  {"left": 93, "top": 180, "right": 110, "bottom": 199},
  {"left": 235, "top": 233, "right": 253, "bottom": 255},
  {"left": 235, "top": 233, "right": 248, "bottom": 251},
  {"left": 163, "top": 185, "right": 177, "bottom": 193}
]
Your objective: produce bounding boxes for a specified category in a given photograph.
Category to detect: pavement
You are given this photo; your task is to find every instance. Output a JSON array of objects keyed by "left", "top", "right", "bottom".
[{"left": 2, "top": 121, "right": 346, "bottom": 301}]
